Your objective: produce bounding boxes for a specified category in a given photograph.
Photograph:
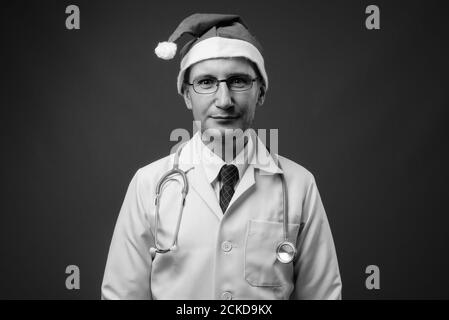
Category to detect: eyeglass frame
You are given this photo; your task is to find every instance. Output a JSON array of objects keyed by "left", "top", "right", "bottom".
[{"left": 184, "top": 75, "right": 260, "bottom": 94}]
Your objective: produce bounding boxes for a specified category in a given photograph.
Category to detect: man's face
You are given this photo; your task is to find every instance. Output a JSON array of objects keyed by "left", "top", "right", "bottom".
[{"left": 183, "top": 57, "right": 265, "bottom": 137}]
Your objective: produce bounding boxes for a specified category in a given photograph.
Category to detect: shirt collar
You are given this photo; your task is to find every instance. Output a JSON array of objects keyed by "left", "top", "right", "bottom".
[
  {"left": 191, "top": 129, "right": 283, "bottom": 183},
  {"left": 194, "top": 131, "right": 254, "bottom": 185},
  {"left": 250, "top": 132, "right": 283, "bottom": 175}
]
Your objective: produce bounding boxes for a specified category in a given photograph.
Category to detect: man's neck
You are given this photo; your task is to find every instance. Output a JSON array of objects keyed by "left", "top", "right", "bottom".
[{"left": 202, "top": 133, "right": 249, "bottom": 163}]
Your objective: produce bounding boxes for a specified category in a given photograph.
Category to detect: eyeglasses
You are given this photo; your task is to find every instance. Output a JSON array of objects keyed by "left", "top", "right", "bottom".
[{"left": 185, "top": 75, "right": 258, "bottom": 94}]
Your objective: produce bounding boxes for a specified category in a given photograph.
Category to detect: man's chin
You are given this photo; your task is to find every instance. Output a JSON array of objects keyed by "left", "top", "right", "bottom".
[{"left": 202, "top": 126, "right": 247, "bottom": 139}]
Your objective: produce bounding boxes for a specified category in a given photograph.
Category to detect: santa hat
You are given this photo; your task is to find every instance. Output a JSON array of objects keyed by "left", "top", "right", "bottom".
[{"left": 154, "top": 13, "right": 268, "bottom": 95}]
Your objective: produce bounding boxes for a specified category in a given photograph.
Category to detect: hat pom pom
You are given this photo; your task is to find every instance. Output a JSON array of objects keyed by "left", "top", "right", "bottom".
[{"left": 155, "top": 41, "right": 177, "bottom": 60}]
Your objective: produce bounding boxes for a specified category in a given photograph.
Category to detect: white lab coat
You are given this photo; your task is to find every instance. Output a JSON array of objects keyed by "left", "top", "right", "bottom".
[{"left": 101, "top": 132, "right": 342, "bottom": 300}]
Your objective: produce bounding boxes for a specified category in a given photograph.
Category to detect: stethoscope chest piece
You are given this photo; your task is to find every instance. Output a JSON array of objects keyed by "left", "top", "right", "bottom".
[{"left": 276, "top": 241, "right": 296, "bottom": 264}]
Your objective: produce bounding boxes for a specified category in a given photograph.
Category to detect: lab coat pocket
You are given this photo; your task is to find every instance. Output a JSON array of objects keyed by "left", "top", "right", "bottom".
[{"left": 244, "top": 220, "right": 300, "bottom": 287}]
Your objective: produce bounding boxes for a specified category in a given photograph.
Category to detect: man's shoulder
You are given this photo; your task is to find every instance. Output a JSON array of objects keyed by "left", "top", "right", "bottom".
[
  {"left": 276, "top": 154, "right": 316, "bottom": 184},
  {"left": 134, "top": 153, "right": 176, "bottom": 182}
]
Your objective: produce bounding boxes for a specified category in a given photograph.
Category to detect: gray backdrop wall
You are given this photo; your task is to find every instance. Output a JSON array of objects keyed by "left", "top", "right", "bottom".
[{"left": 1, "top": 0, "right": 448, "bottom": 299}]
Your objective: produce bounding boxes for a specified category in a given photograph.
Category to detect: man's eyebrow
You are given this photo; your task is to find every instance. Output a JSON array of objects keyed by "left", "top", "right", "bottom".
[
  {"left": 192, "top": 72, "right": 253, "bottom": 79},
  {"left": 192, "top": 73, "right": 215, "bottom": 80},
  {"left": 193, "top": 73, "right": 215, "bottom": 79},
  {"left": 226, "top": 72, "right": 253, "bottom": 77}
]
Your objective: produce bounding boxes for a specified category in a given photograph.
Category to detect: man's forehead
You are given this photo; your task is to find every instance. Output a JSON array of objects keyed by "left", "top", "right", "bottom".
[{"left": 189, "top": 57, "right": 255, "bottom": 77}]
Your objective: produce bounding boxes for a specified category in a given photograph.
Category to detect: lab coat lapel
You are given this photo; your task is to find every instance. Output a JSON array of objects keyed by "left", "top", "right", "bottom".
[
  {"left": 176, "top": 132, "right": 283, "bottom": 218},
  {"left": 226, "top": 134, "right": 283, "bottom": 213},
  {"left": 177, "top": 137, "right": 224, "bottom": 220},
  {"left": 226, "top": 165, "right": 256, "bottom": 211},
  {"left": 190, "top": 164, "right": 224, "bottom": 219}
]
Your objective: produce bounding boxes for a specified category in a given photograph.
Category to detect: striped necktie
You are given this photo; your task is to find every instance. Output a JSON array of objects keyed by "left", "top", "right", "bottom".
[{"left": 219, "top": 164, "right": 239, "bottom": 213}]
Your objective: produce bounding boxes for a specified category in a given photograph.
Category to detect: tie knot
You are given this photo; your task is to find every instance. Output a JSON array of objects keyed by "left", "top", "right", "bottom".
[{"left": 219, "top": 164, "right": 239, "bottom": 187}]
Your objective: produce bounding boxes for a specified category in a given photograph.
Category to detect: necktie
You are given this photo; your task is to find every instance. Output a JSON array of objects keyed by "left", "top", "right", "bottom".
[{"left": 219, "top": 164, "right": 239, "bottom": 213}]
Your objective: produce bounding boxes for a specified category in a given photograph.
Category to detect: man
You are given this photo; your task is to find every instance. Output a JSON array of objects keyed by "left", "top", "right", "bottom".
[{"left": 101, "top": 13, "right": 342, "bottom": 300}]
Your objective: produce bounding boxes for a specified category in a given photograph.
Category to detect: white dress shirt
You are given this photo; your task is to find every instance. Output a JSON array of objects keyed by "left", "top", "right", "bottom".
[{"left": 197, "top": 133, "right": 254, "bottom": 202}]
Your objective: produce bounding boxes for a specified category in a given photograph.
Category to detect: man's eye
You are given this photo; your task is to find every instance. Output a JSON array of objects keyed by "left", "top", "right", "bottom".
[
  {"left": 229, "top": 77, "right": 248, "bottom": 87},
  {"left": 230, "top": 77, "right": 244, "bottom": 84},
  {"left": 197, "top": 79, "right": 215, "bottom": 86}
]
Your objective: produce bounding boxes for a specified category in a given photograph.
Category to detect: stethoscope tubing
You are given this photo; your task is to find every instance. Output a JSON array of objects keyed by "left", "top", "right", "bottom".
[{"left": 151, "top": 142, "right": 297, "bottom": 263}]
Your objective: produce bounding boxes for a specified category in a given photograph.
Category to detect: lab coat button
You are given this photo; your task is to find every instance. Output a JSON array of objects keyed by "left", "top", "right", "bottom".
[
  {"left": 221, "top": 241, "right": 232, "bottom": 252},
  {"left": 222, "top": 291, "right": 233, "bottom": 300}
]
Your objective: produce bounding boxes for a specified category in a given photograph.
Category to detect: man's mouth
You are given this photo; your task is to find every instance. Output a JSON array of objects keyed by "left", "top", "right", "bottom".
[{"left": 210, "top": 115, "right": 240, "bottom": 120}]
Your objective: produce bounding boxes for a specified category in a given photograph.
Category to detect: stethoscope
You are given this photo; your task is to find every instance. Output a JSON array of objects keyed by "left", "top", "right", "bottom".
[{"left": 150, "top": 143, "right": 297, "bottom": 264}]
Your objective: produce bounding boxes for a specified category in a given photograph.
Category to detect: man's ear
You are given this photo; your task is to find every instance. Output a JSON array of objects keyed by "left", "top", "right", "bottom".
[
  {"left": 183, "top": 87, "right": 193, "bottom": 110},
  {"left": 257, "top": 86, "right": 266, "bottom": 106}
]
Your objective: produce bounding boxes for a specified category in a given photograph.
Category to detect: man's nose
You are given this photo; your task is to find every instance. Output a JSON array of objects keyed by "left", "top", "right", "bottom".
[{"left": 215, "top": 82, "right": 233, "bottom": 109}]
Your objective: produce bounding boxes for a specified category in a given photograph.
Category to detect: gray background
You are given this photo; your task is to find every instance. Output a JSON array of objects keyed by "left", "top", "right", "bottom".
[{"left": 1, "top": 0, "right": 448, "bottom": 299}]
